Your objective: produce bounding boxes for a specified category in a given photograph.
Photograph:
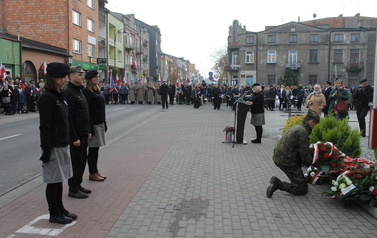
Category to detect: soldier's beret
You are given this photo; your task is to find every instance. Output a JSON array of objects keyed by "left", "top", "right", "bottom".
[
  {"left": 307, "top": 109, "right": 320, "bottom": 123},
  {"left": 326, "top": 81, "right": 331, "bottom": 85},
  {"left": 46, "top": 62, "right": 70, "bottom": 78},
  {"left": 69, "top": 66, "right": 84, "bottom": 74},
  {"left": 85, "top": 70, "right": 99, "bottom": 79},
  {"left": 360, "top": 79, "right": 367, "bottom": 84}
]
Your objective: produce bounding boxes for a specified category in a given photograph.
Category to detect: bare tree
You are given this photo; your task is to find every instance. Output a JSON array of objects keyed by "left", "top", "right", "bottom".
[{"left": 210, "top": 45, "right": 228, "bottom": 83}]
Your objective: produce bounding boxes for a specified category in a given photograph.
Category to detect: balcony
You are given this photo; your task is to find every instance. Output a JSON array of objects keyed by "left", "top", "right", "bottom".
[
  {"left": 224, "top": 65, "right": 241, "bottom": 72},
  {"left": 346, "top": 62, "right": 364, "bottom": 71},
  {"left": 286, "top": 62, "right": 300, "bottom": 71}
]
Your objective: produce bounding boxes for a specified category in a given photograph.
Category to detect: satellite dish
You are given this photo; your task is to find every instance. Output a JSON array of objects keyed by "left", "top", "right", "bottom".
[{"left": 313, "top": 13, "right": 317, "bottom": 18}]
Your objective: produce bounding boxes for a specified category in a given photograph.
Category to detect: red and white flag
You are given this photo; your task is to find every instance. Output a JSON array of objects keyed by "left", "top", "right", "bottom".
[
  {"left": 0, "top": 63, "right": 6, "bottom": 79},
  {"left": 43, "top": 61, "right": 47, "bottom": 75}
]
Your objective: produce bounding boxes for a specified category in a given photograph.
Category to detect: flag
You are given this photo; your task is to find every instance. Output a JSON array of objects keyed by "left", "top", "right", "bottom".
[
  {"left": 43, "top": 61, "right": 47, "bottom": 75},
  {"left": 0, "top": 63, "right": 6, "bottom": 79},
  {"left": 158, "top": 74, "right": 161, "bottom": 82}
]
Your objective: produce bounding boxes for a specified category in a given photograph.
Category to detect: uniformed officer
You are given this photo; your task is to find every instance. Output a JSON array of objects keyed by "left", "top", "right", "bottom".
[
  {"left": 266, "top": 109, "right": 320, "bottom": 198},
  {"left": 353, "top": 79, "right": 373, "bottom": 137}
]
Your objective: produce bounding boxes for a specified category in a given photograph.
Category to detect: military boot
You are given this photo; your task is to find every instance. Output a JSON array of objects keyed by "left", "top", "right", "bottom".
[{"left": 266, "top": 176, "right": 282, "bottom": 198}]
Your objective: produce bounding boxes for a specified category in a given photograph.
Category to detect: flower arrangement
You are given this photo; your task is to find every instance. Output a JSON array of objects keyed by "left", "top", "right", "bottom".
[
  {"left": 310, "top": 142, "right": 346, "bottom": 174},
  {"left": 223, "top": 126, "right": 235, "bottom": 133},
  {"left": 310, "top": 141, "right": 377, "bottom": 207}
]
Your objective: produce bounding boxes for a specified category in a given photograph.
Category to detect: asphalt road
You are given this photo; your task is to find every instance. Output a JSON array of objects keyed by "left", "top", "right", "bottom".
[{"left": 0, "top": 103, "right": 163, "bottom": 195}]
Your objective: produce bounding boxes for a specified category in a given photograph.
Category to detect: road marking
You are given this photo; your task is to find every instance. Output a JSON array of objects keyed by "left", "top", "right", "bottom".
[
  {"left": 16, "top": 214, "right": 76, "bottom": 236},
  {"left": 0, "top": 134, "right": 21, "bottom": 141},
  {"left": 114, "top": 107, "right": 125, "bottom": 111}
]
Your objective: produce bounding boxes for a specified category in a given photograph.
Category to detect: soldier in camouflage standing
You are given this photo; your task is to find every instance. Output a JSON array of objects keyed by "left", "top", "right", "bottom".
[{"left": 266, "top": 109, "right": 320, "bottom": 198}]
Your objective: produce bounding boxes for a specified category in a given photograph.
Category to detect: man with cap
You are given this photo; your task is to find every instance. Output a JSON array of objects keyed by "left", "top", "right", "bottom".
[
  {"left": 266, "top": 109, "right": 320, "bottom": 198},
  {"left": 38, "top": 62, "right": 77, "bottom": 223},
  {"left": 322, "top": 81, "right": 333, "bottom": 117},
  {"left": 65, "top": 66, "right": 92, "bottom": 199},
  {"left": 354, "top": 79, "right": 373, "bottom": 137}
]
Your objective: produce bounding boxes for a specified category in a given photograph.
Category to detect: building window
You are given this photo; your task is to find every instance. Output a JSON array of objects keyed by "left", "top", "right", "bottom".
[
  {"left": 334, "top": 34, "right": 344, "bottom": 42},
  {"left": 334, "top": 49, "right": 343, "bottom": 63},
  {"left": 309, "top": 34, "right": 318, "bottom": 42},
  {"left": 309, "top": 75, "right": 317, "bottom": 85},
  {"left": 351, "top": 33, "right": 360, "bottom": 42},
  {"left": 349, "top": 74, "right": 359, "bottom": 86},
  {"left": 73, "top": 39, "right": 82, "bottom": 54},
  {"left": 288, "top": 50, "right": 298, "bottom": 63},
  {"left": 267, "top": 75, "right": 276, "bottom": 85},
  {"left": 267, "top": 50, "right": 276, "bottom": 63},
  {"left": 289, "top": 34, "right": 297, "bottom": 43},
  {"left": 87, "top": 18, "right": 94, "bottom": 32},
  {"left": 245, "top": 51, "right": 254, "bottom": 63},
  {"left": 117, "top": 50, "right": 122, "bottom": 63},
  {"left": 268, "top": 35, "right": 276, "bottom": 43},
  {"left": 72, "top": 10, "right": 82, "bottom": 26},
  {"left": 87, "top": 0, "right": 94, "bottom": 8},
  {"left": 87, "top": 44, "right": 94, "bottom": 57},
  {"left": 309, "top": 49, "right": 318, "bottom": 63},
  {"left": 246, "top": 36, "right": 254, "bottom": 44},
  {"left": 350, "top": 49, "right": 360, "bottom": 67}
]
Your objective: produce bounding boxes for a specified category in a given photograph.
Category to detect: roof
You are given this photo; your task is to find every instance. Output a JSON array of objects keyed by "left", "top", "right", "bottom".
[{"left": 0, "top": 33, "right": 72, "bottom": 57}]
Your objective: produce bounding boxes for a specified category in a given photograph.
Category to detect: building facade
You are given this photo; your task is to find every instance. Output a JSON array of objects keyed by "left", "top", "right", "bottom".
[{"left": 226, "top": 15, "right": 377, "bottom": 87}]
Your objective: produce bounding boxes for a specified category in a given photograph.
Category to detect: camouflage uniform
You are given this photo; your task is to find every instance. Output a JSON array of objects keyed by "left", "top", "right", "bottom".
[{"left": 272, "top": 120, "right": 313, "bottom": 195}]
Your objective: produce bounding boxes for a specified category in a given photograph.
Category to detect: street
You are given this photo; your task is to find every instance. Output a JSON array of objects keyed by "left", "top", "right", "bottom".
[{"left": 0, "top": 104, "right": 162, "bottom": 195}]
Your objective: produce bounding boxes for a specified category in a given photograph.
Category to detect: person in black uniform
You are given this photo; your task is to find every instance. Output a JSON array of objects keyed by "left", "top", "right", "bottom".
[
  {"left": 83, "top": 70, "right": 107, "bottom": 182},
  {"left": 159, "top": 81, "right": 169, "bottom": 109},
  {"left": 65, "top": 66, "right": 92, "bottom": 199},
  {"left": 212, "top": 84, "right": 222, "bottom": 110},
  {"left": 246, "top": 83, "right": 265, "bottom": 143},
  {"left": 354, "top": 79, "right": 373, "bottom": 137},
  {"left": 38, "top": 62, "right": 77, "bottom": 224},
  {"left": 322, "top": 81, "right": 333, "bottom": 117},
  {"left": 168, "top": 83, "right": 176, "bottom": 105}
]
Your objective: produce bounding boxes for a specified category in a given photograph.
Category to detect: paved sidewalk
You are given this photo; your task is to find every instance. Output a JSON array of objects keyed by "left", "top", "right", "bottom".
[{"left": 0, "top": 103, "right": 376, "bottom": 238}]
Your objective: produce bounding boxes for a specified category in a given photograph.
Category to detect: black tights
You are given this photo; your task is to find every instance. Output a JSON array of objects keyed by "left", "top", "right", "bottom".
[
  {"left": 88, "top": 147, "right": 100, "bottom": 174},
  {"left": 46, "top": 182, "right": 67, "bottom": 216}
]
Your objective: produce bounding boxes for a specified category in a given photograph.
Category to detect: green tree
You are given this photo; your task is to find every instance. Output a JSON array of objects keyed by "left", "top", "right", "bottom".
[
  {"left": 310, "top": 115, "right": 361, "bottom": 158},
  {"left": 278, "top": 68, "right": 298, "bottom": 86}
]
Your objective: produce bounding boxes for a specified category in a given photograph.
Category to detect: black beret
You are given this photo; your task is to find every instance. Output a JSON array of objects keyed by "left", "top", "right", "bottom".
[
  {"left": 252, "top": 83, "right": 261, "bottom": 87},
  {"left": 46, "top": 62, "right": 70, "bottom": 78},
  {"left": 360, "top": 79, "right": 367, "bottom": 84},
  {"left": 85, "top": 70, "right": 99, "bottom": 79},
  {"left": 326, "top": 81, "right": 331, "bottom": 85}
]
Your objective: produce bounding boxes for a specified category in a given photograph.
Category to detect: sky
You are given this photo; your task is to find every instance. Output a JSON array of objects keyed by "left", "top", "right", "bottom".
[{"left": 106, "top": 0, "right": 377, "bottom": 79}]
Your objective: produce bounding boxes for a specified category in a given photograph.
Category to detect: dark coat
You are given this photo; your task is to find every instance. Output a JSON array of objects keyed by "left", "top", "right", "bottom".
[
  {"left": 248, "top": 91, "right": 265, "bottom": 114},
  {"left": 37, "top": 89, "right": 70, "bottom": 152},
  {"left": 354, "top": 85, "right": 373, "bottom": 109},
  {"left": 64, "top": 82, "right": 91, "bottom": 142},
  {"left": 82, "top": 88, "right": 106, "bottom": 125}
]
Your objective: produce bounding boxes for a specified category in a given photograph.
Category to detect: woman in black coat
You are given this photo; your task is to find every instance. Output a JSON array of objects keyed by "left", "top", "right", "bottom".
[
  {"left": 37, "top": 62, "right": 77, "bottom": 224},
  {"left": 246, "top": 83, "right": 265, "bottom": 143},
  {"left": 83, "top": 70, "right": 107, "bottom": 181}
]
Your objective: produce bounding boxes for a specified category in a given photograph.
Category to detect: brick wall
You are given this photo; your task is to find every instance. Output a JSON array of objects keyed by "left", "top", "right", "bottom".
[{"left": 3, "top": 0, "right": 99, "bottom": 61}]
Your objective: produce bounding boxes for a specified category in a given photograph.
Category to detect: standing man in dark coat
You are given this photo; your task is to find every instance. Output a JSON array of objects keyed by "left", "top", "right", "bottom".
[
  {"left": 322, "top": 81, "right": 332, "bottom": 117},
  {"left": 159, "top": 81, "right": 169, "bottom": 109},
  {"left": 212, "top": 84, "right": 222, "bottom": 110},
  {"left": 354, "top": 79, "right": 373, "bottom": 137},
  {"left": 168, "top": 83, "right": 176, "bottom": 105},
  {"left": 65, "top": 66, "right": 92, "bottom": 199},
  {"left": 266, "top": 109, "right": 320, "bottom": 198}
]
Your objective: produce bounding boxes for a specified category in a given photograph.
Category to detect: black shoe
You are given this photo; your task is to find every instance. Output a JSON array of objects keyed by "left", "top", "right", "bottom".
[
  {"left": 49, "top": 214, "right": 73, "bottom": 224},
  {"left": 68, "top": 191, "right": 88, "bottom": 199},
  {"left": 63, "top": 212, "right": 78, "bottom": 220},
  {"left": 251, "top": 139, "right": 261, "bottom": 143},
  {"left": 79, "top": 186, "right": 92, "bottom": 194},
  {"left": 266, "top": 176, "right": 282, "bottom": 198}
]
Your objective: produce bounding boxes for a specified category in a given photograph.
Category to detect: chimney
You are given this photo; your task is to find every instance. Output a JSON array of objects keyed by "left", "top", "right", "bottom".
[{"left": 298, "top": 16, "right": 300, "bottom": 22}]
